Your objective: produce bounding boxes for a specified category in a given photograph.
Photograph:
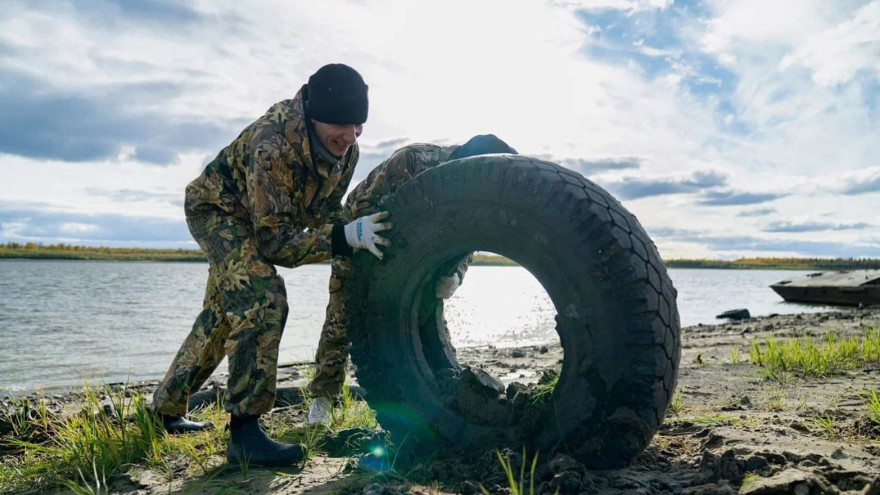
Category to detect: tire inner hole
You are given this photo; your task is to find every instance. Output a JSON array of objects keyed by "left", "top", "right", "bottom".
[{"left": 417, "top": 252, "right": 564, "bottom": 415}]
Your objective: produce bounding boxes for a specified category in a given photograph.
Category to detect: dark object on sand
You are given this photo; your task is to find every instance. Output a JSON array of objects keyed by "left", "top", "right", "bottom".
[
  {"left": 716, "top": 308, "right": 750, "bottom": 320},
  {"left": 346, "top": 155, "right": 680, "bottom": 469},
  {"left": 0, "top": 417, "right": 13, "bottom": 436},
  {"left": 771, "top": 270, "right": 880, "bottom": 306}
]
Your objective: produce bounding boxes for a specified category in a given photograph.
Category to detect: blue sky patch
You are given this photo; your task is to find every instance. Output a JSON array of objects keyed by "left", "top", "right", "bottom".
[{"left": 574, "top": 3, "right": 744, "bottom": 137}]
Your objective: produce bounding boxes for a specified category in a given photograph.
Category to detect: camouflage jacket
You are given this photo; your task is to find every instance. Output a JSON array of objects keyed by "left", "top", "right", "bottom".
[
  {"left": 345, "top": 143, "right": 455, "bottom": 218},
  {"left": 346, "top": 142, "right": 472, "bottom": 280},
  {"left": 184, "top": 86, "right": 358, "bottom": 268}
]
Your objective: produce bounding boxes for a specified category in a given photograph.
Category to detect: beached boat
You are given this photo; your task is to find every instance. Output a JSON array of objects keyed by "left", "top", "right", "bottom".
[{"left": 770, "top": 269, "right": 880, "bottom": 306}]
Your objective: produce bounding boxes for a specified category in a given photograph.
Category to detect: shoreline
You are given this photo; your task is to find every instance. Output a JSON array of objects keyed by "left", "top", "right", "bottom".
[
  {"left": 2, "top": 307, "right": 877, "bottom": 401},
  {"left": 3, "top": 308, "right": 879, "bottom": 493}
]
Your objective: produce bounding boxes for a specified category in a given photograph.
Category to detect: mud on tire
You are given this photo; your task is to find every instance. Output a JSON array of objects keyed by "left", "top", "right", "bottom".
[{"left": 345, "top": 155, "right": 680, "bottom": 469}]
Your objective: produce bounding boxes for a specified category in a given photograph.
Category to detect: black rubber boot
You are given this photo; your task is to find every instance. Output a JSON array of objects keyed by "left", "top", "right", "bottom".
[
  {"left": 161, "top": 415, "right": 214, "bottom": 434},
  {"left": 227, "top": 416, "right": 305, "bottom": 467}
]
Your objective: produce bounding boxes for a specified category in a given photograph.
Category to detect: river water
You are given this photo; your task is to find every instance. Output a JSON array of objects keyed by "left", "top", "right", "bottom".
[{"left": 0, "top": 260, "right": 834, "bottom": 394}]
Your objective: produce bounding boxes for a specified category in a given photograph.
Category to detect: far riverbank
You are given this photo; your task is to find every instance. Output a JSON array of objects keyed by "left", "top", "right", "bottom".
[{"left": 3, "top": 243, "right": 880, "bottom": 270}]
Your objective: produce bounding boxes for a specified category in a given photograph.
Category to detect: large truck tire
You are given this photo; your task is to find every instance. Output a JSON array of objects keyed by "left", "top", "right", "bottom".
[{"left": 345, "top": 155, "right": 680, "bottom": 469}]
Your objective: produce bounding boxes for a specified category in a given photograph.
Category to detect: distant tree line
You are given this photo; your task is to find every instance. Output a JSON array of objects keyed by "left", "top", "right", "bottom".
[
  {"left": 0, "top": 243, "right": 205, "bottom": 262},
  {"left": 663, "top": 257, "right": 880, "bottom": 270},
  {"left": 2, "top": 244, "right": 879, "bottom": 270}
]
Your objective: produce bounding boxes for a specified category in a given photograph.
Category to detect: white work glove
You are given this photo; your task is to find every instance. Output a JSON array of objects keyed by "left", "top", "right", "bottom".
[
  {"left": 344, "top": 211, "right": 392, "bottom": 259},
  {"left": 435, "top": 273, "right": 461, "bottom": 299}
]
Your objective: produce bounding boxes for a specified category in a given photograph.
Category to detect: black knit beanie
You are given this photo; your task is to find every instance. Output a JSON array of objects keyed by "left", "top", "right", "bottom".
[
  {"left": 448, "top": 134, "right": 518, "bottom": 160},
  {"left": 306, "top": 64, "right": 369, "bottom": 125}
]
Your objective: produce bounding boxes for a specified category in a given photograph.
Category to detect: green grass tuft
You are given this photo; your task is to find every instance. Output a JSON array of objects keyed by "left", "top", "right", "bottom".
[
  {"left": 741, "top": 473, "right": 762, "bottom": 489},
  {"left": 862, "top": 388, "right": 880, "bottom": 425},
  {"left": 668, "top": 388, "right": 686, "bottom": 417},
  {"left": 689, "top": 413, "right": 740, "bottom": 426},
  {"left": 809, "top": 414, "right": 837, "bottom": 438},
  {"left": 761, "top": 384, "right": 786, "bottom": 412},
  {"left": 479, "top": 448, "right": 542, "bottom": 495},
  {"left": 292, "top": 374, "right": 379, "bottom": 460},
  {"left": 0, "top": 382, "right": 229, "bottom": 494},
  {"left": 528, "top": 371, "right": 559, "bottom": 409},
  {"left": 729, "top": 348, "right": 742, "bottom": 364},
  {"left": 748, "top": 327, "right": 880, "bottom": 382},
  {"left": 331, "top": 382, "right": 378, "bottom": 431}
]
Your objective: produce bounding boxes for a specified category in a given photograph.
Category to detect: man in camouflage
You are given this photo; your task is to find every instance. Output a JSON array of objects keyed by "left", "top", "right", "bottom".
[
  {"left": 151, "top": 64, "right": 390, "bottom": 467},
  {"left": 305, "top": 135, "right": 518, "bottom": 425}
]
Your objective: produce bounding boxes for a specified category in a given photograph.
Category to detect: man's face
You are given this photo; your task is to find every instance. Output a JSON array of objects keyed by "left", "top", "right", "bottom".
[{"left": 311, "top": 120, "right": 363, "bottom": 158}]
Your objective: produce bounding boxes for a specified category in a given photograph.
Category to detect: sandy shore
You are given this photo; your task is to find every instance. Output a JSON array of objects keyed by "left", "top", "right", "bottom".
[{"left": 3, "top": 308, "right": 880, "bottom": 494}]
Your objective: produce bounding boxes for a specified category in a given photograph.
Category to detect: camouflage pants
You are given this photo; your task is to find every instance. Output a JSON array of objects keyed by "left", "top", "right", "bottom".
[
  {"left": 152, "top": 212, "right": 288, "bottom": 417},
  {"left": 307, "top": 256, "right": 352, "bottom": 398}
]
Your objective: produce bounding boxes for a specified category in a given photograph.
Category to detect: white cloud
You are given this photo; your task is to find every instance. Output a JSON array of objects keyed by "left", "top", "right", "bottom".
[
  {"left": 0, "top": 152, "right": 196, "bottom": 220},
  {"left": 828, "top": 165, "right": 880, "bottom": 194},
  {"left": 59, "top": 222, "right": 99, "bottom": 234},
  {"left": 701, "top": 0, "right": 828, "bottom": 54},
  {"left": 0, "top": 221, "right": 27, "bottom": 239},
  {"left": 779, "top": 0, "right": 880, "bottom": 86},
  {"left": 550, "top": 0, "right": 673, "bottom": 12},
  {"left": 0, "top": 0, "right": 878, "bottom": 258},
  {"left": 693, "top": 0, "right": 880, "bottom": 184}
]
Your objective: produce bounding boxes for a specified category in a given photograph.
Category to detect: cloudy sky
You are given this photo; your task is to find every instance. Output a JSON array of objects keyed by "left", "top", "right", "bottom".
[{"left": 0, "top": 0, "right": 878, "bottom": 259}]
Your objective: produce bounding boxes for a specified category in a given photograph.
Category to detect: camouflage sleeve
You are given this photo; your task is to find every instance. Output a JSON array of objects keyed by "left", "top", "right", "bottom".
[
  {"left": 346, "top": 149, "right": 401, "bottom": 218},
  {"left": 452, "top": 252, "right": 474, "bottom": 283},
  {"left": 247, "top": 133, "right": 334, "bottom": 268},
  {"left": 439, "top": 252, "right": 474, "bottom": 283},
  {"left": 346, "top": 145, "right": 435, "bottom": 218},
  {"left": 343, "top": 142, "right": 473, "bottom": 281}
]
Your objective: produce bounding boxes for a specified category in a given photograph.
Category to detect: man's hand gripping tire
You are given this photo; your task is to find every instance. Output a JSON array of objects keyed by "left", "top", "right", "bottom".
[{"left": 344, "top": 212, "right": 392, "bottom": 259}]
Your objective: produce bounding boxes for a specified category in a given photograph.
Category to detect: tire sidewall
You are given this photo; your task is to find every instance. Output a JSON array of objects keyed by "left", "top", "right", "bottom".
[{"left": 347, "top": 155, "right": 679, "bottom": 468}]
